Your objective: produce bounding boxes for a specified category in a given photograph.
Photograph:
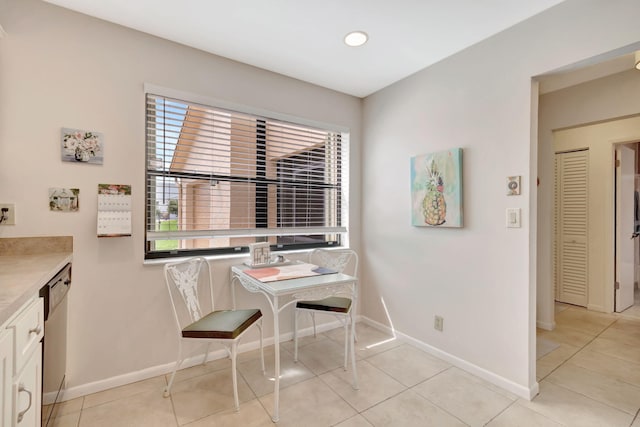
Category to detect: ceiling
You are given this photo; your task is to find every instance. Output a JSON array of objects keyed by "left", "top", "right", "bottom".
[{"left": 42, "top": 0, "right": 568, "bottom": 97}]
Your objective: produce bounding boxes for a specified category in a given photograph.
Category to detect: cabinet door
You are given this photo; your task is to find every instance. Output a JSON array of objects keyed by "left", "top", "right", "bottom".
[
  {"left": 13, "top": 343, "right": 41, "bottom": 427},
  {"left": 0, "top": 330, "right": 12, "bottom": 427}
]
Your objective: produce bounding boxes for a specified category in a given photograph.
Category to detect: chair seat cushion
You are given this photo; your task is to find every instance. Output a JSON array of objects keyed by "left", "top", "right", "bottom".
[
  {"left": 296, "top": 296, "right": 352, "bottom": 313},
  {"left": 182, "top": 308, "right": 262, "bottom": 339}
]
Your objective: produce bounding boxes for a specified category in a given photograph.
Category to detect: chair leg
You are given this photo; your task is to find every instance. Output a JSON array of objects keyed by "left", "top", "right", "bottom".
[
  {"left": 343, "top": 316, "right": 349, "bottom": 370},
  {"left": 231, "top": 341, "right": 239, "bottom": 411},
  {"left": 350, "top": 316, "right": 359, "bottom": 390},
  {"left": 202, "top": 342, "right": 212, "bottom": 365},
  {"left": 164, "top": 341, "right": 183, "bottom": 397},
  {"left": 311, "top": 312, "right": 317, "bottom": 337},
  {"left": 259, "top": 319, "right": 265, "bottom": 373},
  {"left": 293, "top": 308, "right": 299, "bottom": 362}
]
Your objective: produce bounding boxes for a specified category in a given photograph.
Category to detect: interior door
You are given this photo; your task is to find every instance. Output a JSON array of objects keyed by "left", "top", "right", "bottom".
[
  {"left": 615, "top": 144, "right": 636, "bottom": 312},
  {"left": 555, "top": 150, "right": 589, "bottom": 306}
]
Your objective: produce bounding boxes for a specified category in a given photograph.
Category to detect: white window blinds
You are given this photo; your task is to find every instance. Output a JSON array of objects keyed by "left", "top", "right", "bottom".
[{"left": 145, "top": 93, "right": 347, "bottom": 258}]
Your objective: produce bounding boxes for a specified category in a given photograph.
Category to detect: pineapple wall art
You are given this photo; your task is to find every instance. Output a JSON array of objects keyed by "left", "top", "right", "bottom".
[{"left": 411, "top": 148, "right": 463, "bottom": 227}]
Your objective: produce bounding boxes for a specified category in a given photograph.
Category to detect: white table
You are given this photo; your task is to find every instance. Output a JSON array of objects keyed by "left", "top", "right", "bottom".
[{"left": 231, "top": 262, "right": 358, "bottom": 422}]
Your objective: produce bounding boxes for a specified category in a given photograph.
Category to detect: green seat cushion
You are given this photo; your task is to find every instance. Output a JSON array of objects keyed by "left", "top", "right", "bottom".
[
  {"left": 182, "top": 308, "right": 262, "bottom": 339},
  {"left": 296, "top": 296, "right": 352, "bottom": 313}
]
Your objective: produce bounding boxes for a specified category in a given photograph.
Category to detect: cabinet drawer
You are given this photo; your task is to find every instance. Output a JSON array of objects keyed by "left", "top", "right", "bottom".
[{"left": 9, "top": 299, "right": 43, "bottom": 375}]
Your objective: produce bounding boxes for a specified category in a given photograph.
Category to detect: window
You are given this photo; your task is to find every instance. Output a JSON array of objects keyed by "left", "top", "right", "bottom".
[{"left": 145, "top": 93, "right": 347, "bottom": 259}]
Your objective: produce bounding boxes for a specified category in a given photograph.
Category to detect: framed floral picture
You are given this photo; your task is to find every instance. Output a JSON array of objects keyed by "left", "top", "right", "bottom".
[
  {"left": 411, "top": 148, "right": 463, "bottom": 227},
  {"left": 61, "top": 127, "right": 103, "bottom": 164}
]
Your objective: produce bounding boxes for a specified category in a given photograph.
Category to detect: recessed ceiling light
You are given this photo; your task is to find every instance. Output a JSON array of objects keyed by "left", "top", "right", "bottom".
[{"left": 344, "top": 31, "right": 368, "bottom": 47}]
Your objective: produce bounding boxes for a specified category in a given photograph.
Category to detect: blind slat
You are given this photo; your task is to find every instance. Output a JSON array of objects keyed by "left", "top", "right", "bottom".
[{"left": 145, "top": 93, "right": 346, "bottom": 257}]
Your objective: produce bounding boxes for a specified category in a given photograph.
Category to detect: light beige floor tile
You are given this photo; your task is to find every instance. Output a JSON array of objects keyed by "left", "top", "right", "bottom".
[
  {"left": 598, "top": 317, "right": 640, "bottom": 345},
  {"left": 568, "top": 348, "right": 640, "bottom": 387},
  {"left": 238, "top": 345, "right": 315, "bottom": 397},
  {"left": 366, "top": 343, "right": 450, "bottom": 387},
  {"left": 585, "top": 336, "right": 640, "bottom": 364},
  {"left": 164, "top": 356, "right": 231, "bottom": 385},
  {"left": 78, "top": 388, "right": 176, "bottom": 427},
  {"left": 294, "top": 337, "right": 349, "bottom": 375},
  {"left": 319, "top": 359, "right": 405, "bottom": 412},
  {"left": 170, "top": 369, "right": 255, "bottom": 425},
  {"left": 334, "top": 414, "right": 374, "bottom": 427},
  {"left": 633, "top": 415, "right": 640, "bottom": 427},
  {"left": 352, "top": 323, "right": 402, "bottom": 359},
  {"left": 82, "top": 375, "right": 167, "bottom": 409},
  {"left": 536, "top": 343, "right": 580, "bottom": 380},
  {"left": 536, "top": 336, "right": 560, "bottom": 359},
  {"left": 239, "top": 342, "right": 278, "bottom": 363},
  {"left": 553, "top": 308, "right": 617, "bottom": 335},
  {"left": 280, "top": 334, "right": 331, "bottom": 357},
  {"left": 361, "top": 389, "right": 466, "bottom": 427},
  {"left": 323, "top": 322, "right": 352, "bottom": 342},
  {"left": 620, "top": 304, "right": 640, "bottom": 320},
  {"left": 546, "top": 363, "right": 640, "bottom": 415},
  {"left": 485, "top": 402, "right": 563, "bottom": 426},
  {"left": 44, "top": 397, "right": 83, "bottom": 420},
  {"left": 413, "top": 367, "right": 514, "bottom": 426},
  {"left": 182, "top": 399, "right": 273, "bottom": 427},
  {"left": 520, "top": 381, "right": 634, "bottom": 427},
  {"left": 258, "top": 377, "right": 357, "bottom": 426},
  {"left": 47, "top": 411, "right": 81, "bottom": 427},
  {"left": 537, "top": 324, "right": 595, "bottom": 348}
]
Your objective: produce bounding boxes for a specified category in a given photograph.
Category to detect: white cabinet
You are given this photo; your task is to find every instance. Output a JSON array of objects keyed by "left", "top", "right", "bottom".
[
  {"left": 0, "top": 331, "right": 12, "bottom": 427},
  {"left": 12, "top": 343, "right": 41, "bottom": 426},
  {"left": 0, "top": 297, "right": 44, "bottom": 427}
]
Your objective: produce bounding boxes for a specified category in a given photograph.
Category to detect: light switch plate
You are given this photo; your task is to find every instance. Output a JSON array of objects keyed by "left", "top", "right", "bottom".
[{"left": 506, "top": 208, "right": 521, "bottom": 228}]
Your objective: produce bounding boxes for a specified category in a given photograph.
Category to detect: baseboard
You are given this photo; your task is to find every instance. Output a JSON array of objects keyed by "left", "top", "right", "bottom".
[
  {"left": 359, "top": 316, "right": 538, "bottom": 400},
  {"left": 587, "top": 303, "right": 606, "bottom": 313},
  {"left": 57, "top": 315, "right": 537, "bottom": 404},
  {"left": 54, "top": 318, "right": 346, "bottom": 404},
  {"left": 536, "top": 320, "right": 555, "bottom": 331}
]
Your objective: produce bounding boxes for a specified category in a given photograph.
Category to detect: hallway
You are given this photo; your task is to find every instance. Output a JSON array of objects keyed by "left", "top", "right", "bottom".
[{"left": 536, "top": 302, "right": 640, "bottom": 426}]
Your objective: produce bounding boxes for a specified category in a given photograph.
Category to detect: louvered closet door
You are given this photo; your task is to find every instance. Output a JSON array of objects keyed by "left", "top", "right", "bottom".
[{"left": 555, "top": 150, "right": 589, "bottom": 307}]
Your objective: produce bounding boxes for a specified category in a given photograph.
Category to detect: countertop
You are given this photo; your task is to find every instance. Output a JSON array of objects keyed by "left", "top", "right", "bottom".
[{"left": 0, "top": 237, "right": 73, "bottom": 326}]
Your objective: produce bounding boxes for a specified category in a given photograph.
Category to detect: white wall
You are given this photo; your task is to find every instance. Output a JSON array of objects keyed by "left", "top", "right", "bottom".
[
  {"left": 0, "top": 0, "right": 361, "bottom": 395},
  {"left": 537, "top": 70, "right": 640, "bottom": 328},
  {"left": 361, "top": 0, "right": 640, "bottom": 397}
]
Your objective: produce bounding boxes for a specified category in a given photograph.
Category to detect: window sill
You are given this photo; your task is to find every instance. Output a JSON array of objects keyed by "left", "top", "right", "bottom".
[{"left": 142, "top": 248, "right": 312, "bottom": 266}]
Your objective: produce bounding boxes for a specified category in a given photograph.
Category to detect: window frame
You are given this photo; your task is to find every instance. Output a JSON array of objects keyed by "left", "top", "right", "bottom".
[{"left": 144, "top": 85, "right": 350, "bottom": 260}]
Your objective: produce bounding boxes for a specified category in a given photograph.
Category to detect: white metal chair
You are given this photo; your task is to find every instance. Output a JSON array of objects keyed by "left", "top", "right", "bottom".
[
  {"left": 293, "top": 249, "right": 358, "bottom": 371},
  {"left": 163, "top": 257, "right": 264, "bottom": 411}
]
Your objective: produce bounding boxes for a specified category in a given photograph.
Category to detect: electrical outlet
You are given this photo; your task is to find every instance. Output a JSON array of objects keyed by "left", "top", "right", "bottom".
[
  {"left": 0, "top": 204, "right": 16, "bottom": 225},
  {"left": 434, "top": 315, "right": 444, "bottom": 332}
]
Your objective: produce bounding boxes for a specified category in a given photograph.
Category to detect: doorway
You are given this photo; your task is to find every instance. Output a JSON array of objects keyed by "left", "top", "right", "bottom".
[{"left": 615, "top": 142, "right": 640, "bottom": 317}]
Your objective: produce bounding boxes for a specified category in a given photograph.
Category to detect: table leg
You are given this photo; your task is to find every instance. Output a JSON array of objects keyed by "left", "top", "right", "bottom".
[
  {"left": 272, "top": 295, "right": 280, "bottom": 422},
  {"left": 350, "top": 283, "right": 359, "bottom": 390}
]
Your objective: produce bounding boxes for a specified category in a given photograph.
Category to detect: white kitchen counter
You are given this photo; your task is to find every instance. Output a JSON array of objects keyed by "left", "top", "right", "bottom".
[{"left": 0, "top": 237, "right": 72, "bottom": 325}]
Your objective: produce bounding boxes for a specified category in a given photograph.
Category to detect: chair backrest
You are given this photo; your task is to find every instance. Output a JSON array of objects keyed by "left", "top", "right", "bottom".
[
  {"left": 164, "top": 257, "right": 214, "bottom": 331},
  {"left": 308, "top": 249, "right": 358, "bottom": 278}
]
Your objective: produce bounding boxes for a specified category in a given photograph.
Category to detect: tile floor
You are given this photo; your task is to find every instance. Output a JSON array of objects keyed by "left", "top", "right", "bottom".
[{"left": 44, "top": 306, "right": 640, "bottom": 427}]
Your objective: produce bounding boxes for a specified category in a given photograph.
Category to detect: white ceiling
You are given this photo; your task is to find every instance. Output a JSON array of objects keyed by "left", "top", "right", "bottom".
[{"left": 43, "top": 0, "right": 568, "bottom": 97}]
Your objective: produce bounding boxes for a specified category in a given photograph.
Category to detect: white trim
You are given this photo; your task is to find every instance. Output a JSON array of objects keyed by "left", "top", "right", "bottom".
[
  {"left": 54, "top": 318, "right": 344, "bottom": 403},
  {"left": 55, "top": 316, "right": 538, "bottom": 403},
  {"left": 536, "top": 320, "right": 555, "bottom": 331},
  {"left": 147, "top": 227, "right": 347, "bottom": 241},
  {"left": 143, "top": 83, "right": 350, "bottom": 133},
  {"left": 359, "top": 316, "right": 539, "bottom": 400}
]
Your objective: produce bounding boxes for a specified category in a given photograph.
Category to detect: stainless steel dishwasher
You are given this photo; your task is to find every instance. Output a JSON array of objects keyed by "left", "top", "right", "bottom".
[{"left": 39, "top": 263, "right": 71, "bottom": 427}]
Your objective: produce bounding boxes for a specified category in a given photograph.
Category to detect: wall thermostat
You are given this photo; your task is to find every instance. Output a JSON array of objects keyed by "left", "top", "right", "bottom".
[{"left": 507, "top": 176, "right": 521, "bottom": 196}]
